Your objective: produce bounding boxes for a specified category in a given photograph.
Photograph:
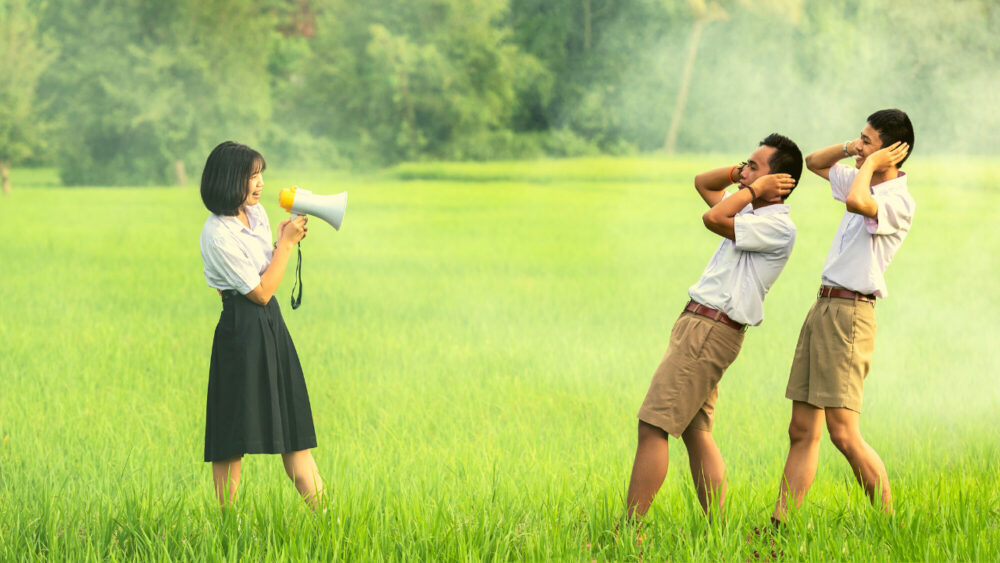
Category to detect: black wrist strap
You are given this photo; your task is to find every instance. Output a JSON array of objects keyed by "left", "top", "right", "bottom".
[{"left": 290, "top": 242, "right": 303, "bottom": 309}]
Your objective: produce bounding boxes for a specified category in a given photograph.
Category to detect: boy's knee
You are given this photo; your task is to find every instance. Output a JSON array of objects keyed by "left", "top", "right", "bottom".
[
  {"left": 638, "top": 420, "right": 668, "bottom": 443},
  {"left": 787, "top": 420, "right": 821, "bottom": 446},
  {"left": 827, "top": 426, "right": 858, "bottom": 453}
]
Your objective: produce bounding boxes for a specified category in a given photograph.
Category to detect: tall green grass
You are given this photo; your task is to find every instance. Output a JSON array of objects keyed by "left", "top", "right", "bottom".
[{"left": 1, "top": 157, "right": 997, "bottom": 561}]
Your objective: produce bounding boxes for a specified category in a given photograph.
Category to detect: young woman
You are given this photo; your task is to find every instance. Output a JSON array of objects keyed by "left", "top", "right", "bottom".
[{"left": 199, "top": 141, "right": 323, "bottom": 510}]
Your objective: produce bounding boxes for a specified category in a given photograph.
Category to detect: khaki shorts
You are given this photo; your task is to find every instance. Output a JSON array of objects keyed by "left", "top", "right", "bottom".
[
  {"left": 785, "top": 296, "right": 877, "bottom": 412},
  {"left": 638, "top": 312, "right": 744, "bottom": 437}
]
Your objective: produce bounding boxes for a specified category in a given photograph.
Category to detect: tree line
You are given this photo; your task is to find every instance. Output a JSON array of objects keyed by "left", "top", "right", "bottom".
[{"left": 2, "top": 0, "right": 998, "bottom": 189}]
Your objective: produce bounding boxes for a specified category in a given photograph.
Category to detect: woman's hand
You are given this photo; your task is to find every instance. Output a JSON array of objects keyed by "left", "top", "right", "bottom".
[{"left": 277, "top": 215, "right": 308, "bottom": 247}]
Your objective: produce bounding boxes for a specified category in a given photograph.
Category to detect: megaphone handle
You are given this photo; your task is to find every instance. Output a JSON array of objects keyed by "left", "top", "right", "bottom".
[{"left": 290, "top": 241, "right": 303, "bottom": 310}]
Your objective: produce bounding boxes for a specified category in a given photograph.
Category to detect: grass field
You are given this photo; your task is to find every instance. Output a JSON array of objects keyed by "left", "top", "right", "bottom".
[{"left": 1, "top": 157, "right": 998, "bottom": 561}]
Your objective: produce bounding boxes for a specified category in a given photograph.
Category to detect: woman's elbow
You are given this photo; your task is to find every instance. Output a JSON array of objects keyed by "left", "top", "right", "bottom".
[
  {"left": 702, "top": 211, "right": 718, "bottom": 229},
  {"left": 244, "top": 287, "right": 272, "bottom": 306}
]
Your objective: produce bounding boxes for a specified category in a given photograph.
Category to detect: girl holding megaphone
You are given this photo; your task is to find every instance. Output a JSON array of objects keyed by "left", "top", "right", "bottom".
[{"left": 198, "top": 141, "right": 324, "bottom": 511}]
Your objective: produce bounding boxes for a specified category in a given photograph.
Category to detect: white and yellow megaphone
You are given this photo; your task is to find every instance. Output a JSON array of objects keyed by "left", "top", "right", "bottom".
[{"left": 278, "top": 186, "right": 347, "bottom": 230}]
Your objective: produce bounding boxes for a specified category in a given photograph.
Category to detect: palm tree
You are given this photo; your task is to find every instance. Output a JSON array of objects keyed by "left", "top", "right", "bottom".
[
  {"left": 663, "top": 0, "right": 801, "bottom": 154},
  {"left": 663, "top": 0, "right": 729, "bottom": 154}
]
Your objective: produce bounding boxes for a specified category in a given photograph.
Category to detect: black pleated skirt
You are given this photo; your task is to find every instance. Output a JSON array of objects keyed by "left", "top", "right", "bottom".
[{"left": 204, "top": 293, "right": 317, "bottom": 462}]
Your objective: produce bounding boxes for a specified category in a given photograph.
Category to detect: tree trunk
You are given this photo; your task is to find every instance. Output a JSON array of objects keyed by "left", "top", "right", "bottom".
[
  {"left": 664, "top": 18, "right": 705, "bottom": 154},
  {"left": 1, "top": 161, "right": 10, "bottom": 195},
  {"left": 398, "top": 67, "right": 418, "bottom": 159},
  {"left": 173, "top": 160, "right": 187, "bottom": 187}
]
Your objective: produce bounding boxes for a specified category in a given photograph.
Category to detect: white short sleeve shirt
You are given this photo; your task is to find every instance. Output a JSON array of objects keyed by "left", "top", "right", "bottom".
[
  {"left": 820, "top": 164, "right": 915, "bottom": 298},
  {"left": 200, "top": 204, "right": 274, "bottom": 294},
  {"left": 688, "top": 192, "right": 797, "bottom": 326}
]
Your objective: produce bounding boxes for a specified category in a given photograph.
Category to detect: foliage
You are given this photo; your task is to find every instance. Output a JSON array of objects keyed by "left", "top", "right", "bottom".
[
  {"left": 283, "top": 0, "right": 548, "bottom": 166},
  {"left": 37, "top": 0, "right": 274, "bottom": 185},
  {"left": 4, "top": 0, "right": 1000, "bottom": 184},
  {"left": 0, "top": 0, "right": 57, "bottom": 189}
]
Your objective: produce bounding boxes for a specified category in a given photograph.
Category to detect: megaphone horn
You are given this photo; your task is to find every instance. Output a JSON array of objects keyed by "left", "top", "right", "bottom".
[{"left": 278, "top": 186, "right": 348, "bottom": 230}]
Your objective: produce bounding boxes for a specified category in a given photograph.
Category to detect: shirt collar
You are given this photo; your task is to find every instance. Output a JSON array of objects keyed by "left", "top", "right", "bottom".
[
  {"left": 750, "top": 203, "right": 790, "bottom": 216},
  {"left": 217, "top": 215, "right": 248, "bottom": 236},
  {"left": 872, "top": 170, "right": 908, "bottom": 195},
  {"left": 218, "top": 205, "right": 261, "bottom": 235}
]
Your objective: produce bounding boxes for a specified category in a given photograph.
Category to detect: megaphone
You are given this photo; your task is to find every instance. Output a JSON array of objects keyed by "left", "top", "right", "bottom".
[
  {"left": 278, "top": 186, "right": 347, "bottom": 230},
  {"left": 277, "top": 186, "right": 348, "bottom": 310}
]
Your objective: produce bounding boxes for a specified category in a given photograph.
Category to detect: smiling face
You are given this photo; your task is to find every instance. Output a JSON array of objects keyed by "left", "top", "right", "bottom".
[
  {"left": 242, "top": 163, "right": 264, "bottom": 207},
  {"left": 853, "top": 123, "right": 885, "bottom": 170},
  {"left": 739, "top": 145, "right": 776, "bottom": 187}
]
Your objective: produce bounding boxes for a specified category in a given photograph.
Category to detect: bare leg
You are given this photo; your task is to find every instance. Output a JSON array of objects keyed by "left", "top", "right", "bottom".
[
  {"left": 212, "top": 456, "right": 243, "bottom": 510},
  {"left": 281, "top": 449, "right": 325, "bottom": 510},
  {"left": 681, "top": 427, "right": 726, "bottom": 515},
  {"left": 772, "top": 401, "right": 824, "bottom": 522},
  {"left": 825, "top": 407, "right": 893, "bottom": 514},
  {"left": 626, "top": 421, "right": 670, "bottom": 519}
]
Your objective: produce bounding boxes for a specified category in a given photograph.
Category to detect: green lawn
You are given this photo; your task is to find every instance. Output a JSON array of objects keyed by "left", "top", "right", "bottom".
[{"left": 0, "top": 157, "right": 998, "bottom": 561}]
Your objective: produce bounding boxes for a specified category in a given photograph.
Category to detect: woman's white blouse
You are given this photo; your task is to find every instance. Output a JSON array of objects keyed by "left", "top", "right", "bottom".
[{"left": 200, "top": 204, "right": 273, "bottom": 294}]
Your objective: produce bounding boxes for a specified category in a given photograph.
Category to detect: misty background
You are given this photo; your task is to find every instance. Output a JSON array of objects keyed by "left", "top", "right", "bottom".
[{"left": 2, "top": 0, "right": 998, "bottom": 189}]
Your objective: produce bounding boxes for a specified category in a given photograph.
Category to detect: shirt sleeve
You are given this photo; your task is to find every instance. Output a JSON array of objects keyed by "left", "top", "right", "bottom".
[
  {"left": 828, "top": 163, "right": 857, "bottom": 203},
  {"left": 734, "top": 213, "right": 795, "bottom": 253},
  {"left": 865, "top": 191, "right": 915, "bottom": 236},
  {"left": 203, "top": 235, "right": 263, "bottom": 294},
  {"left": 717, "top": 189, "right": 753, "bottom": 210}
]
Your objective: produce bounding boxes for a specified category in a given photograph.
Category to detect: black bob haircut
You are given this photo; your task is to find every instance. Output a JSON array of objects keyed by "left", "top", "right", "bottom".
[
  {"left": 867, "top": 109, "right": 914, "bottom": 168},
  {"left": 760, "top": 133, "right": 803, "bottom": 201},
  {"left": 200, "top": 141, "right": 266, "bottom": 216}
]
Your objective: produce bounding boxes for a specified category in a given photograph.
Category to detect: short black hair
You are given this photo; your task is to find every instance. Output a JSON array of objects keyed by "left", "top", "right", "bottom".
[
  {"left": 867, "top": 109, "right": 914, "bottom": 168},
  {"left": 200, "top": 141, "right": 266, "bottom": 216},
  {"left": 760, "top": 133, "right": 803, "bottom": 200}
]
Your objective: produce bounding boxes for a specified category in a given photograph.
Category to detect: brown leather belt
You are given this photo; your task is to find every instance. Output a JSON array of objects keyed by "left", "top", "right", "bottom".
[
  {"left": 683, "top": 300, "right": 746, "bottom": 332},
  {"left": 819, "top": 285, "right": 876, "bottom": 303}
]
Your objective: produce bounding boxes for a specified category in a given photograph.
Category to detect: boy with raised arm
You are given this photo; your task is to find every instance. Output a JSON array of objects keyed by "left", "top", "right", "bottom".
[
  {"left": 627, "top": 134, "right": 802, "bottom": 519},
  {"left": 772, "top": 109, "right": 914, "bottom": 523}
]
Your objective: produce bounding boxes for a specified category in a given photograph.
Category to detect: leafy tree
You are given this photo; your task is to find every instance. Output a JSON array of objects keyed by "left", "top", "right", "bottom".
[
  {"left": 287, "top": 0, "right": 547, "bottom": 166},
  {"left": 39, "top": 0, "right": 274, "bottom": 186},
  {"left": 0, "top": 0, "right": 56, "bottom": 194},
  {"left": 17, "top": 0, "right": 1000, "bottom": 184}
]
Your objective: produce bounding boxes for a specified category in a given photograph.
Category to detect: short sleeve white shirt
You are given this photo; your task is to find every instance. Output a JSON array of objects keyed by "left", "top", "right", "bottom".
[
  {"left": 687, "top": 193, "right": 797, "bottom": 326},
  {"left": 200, "top": 204, "right": 274, "bottom": 294},
  {"left": 821, "top": 164, "right": 915, "bottom": 298}
]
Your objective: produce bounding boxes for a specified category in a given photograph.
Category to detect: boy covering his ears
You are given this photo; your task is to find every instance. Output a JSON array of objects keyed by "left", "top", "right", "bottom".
[
  {"left": 626, "top": 134, "right": 802, "bottom": 519},
  {"left": 772, "top": 109, "right": 915, "bottom": 522}
]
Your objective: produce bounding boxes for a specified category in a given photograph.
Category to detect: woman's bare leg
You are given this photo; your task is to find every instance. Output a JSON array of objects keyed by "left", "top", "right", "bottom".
[
  {"left": 212, "top": 456, "right": 242, "bottom": 510},
  {"left": 281, "top": 449, "right": 325, "bottom": 509}
]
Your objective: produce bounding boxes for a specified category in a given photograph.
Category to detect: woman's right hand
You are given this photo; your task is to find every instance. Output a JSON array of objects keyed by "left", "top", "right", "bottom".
[{"left": 278, "top": 215, "right": 308, "bottom": 247}]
